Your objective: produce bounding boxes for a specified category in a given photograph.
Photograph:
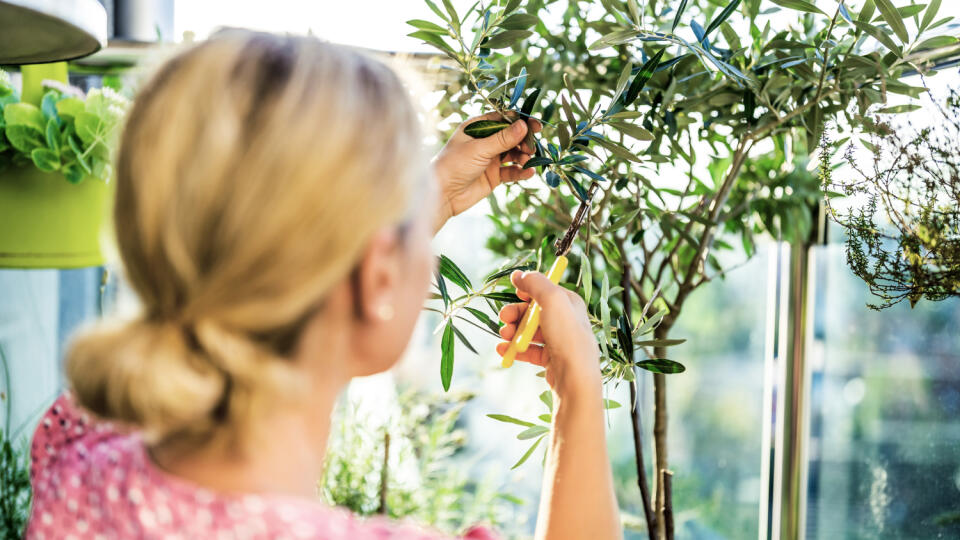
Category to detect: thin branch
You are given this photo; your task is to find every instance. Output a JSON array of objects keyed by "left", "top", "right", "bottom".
[
  {"left": 813, "top": 4, "right": 843, "bottom": 104},
  {"left": 620, "top": 244, "right": 656, "bottom": 540}
]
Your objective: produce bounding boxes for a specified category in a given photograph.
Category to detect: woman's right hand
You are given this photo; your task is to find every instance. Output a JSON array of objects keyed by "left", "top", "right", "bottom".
[
  {"left": 496, "top": 270, "right": 602, "bottom": 399},
  {"left": 498, "top": 270, "right": 622, "bottom": 540}
]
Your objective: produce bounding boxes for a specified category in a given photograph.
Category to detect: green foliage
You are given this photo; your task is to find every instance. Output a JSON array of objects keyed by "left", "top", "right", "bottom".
[
  {"left": 414, "top": 0, "right": 949, "bottom": 383},
  {"left": 321, "top": 390, "right": 523, "bottom": 535},
  {"left": 823, "top": 88, "right": 960, "bottom": 309},
  {"left": 411, "top": 0, "right": 949, "bottom": 359},
  {"left": 0, "top": 70, "right": 128, "bottom": 182},
  {"left": 0, "top": 432, "right": 30, "bottom": 539},
  {"left": 487, "top": 391, "right": 622, "bottom": 469},
  {"left": 426, "top": 252, "right": 532, "bottom": 390},
  {"left": 1, "top": 346, "right": 31, "bottom": 539}
]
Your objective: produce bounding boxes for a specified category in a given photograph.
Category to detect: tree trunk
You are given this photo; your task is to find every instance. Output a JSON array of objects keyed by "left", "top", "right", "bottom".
[
  {"left": 662, "top": 469, "right": 674, "bottom": 540},
  {"left": 630, "top": 379, "right": 656, "bottom": 540},
  {"left": 652, "top": 326, "right": 672, "bottom": 540}
]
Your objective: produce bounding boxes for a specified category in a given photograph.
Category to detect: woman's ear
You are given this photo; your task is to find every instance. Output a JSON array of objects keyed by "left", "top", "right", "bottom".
[{"left": 354, "top": 227, "right": 403, "bottom": 324}]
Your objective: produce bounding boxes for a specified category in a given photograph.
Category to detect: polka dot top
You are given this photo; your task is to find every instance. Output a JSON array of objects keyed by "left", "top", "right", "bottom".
[{"left": 26, "top": 394, "right": 499, "bottom": 540}]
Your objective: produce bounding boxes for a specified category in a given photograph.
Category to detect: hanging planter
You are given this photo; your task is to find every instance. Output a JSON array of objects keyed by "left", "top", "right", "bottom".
[{"left": 0, "top": 63, "right": 127, "bottom": 269}]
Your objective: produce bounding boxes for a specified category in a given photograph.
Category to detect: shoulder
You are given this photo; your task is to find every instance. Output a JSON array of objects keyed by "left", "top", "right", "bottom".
[
  {"left": 26, "top": 392, "right": 143, "bottom": 538},
  {"left": 28, "top": 393, "right": 116, "bottom": 483}
]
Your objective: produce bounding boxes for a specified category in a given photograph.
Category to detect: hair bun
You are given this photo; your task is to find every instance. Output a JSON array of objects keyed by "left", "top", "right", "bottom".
[{"left": 67, "top": 318, "right": 226, "bottom": 442}]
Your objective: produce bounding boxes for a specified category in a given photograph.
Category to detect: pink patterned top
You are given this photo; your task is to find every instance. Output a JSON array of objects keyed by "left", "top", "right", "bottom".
[{"left": 26, "top": 394, "right": 498, "bottom": 540}]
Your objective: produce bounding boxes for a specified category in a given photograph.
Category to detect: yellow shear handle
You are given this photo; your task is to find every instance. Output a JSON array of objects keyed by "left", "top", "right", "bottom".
[{"left": 501, "top": 255, "right": 568, "bottom": 368}]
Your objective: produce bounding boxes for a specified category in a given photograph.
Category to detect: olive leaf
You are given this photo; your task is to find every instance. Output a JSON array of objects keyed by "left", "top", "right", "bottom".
[
  {"left": 523, "top": 156, "right": 553, "bottom": 169},
  {"left": 671, "top": 0, "right": 689, "bottom": 31},
  {"left": 539, "top": 390, "right": 553, "bottom": 411},
  {"left": 520, "top": 88, "right": 542, "bottom": 116},
  {"left": 464, "top": 119, "right": 512, "bottom": 138},
  {"left": 636, "top": 359, "right": 686, "bottom": 374},
  {"left": 438, "top": 254, "right": 473, "bottom": 291},
  {"left": 704, "top": 0, "right": 742, "bottom": 39},
  {"left": 517, "top": 425, "right": 549, "bottom": 440},
  {"left": 921, "top": 0, "right": 941, "bottom": 31},
  {"left": 406, "top": 19, "right": 449, "bottom": 34},
  {"left": 487, "top": 413, "right": 535, "bottom": 427},
  {"left": 852, "top": 21, "right": 902, "bottom": 56},
  {"left": 462, "top": 307, "right": 495, "bottom": 332},
  {"left": 440, "top": 321, "right": 455, "bottom": 391},
  {"left": 624, "top": 48, "right": 666, "bottom": 105},
  {"left": 484, "top": 29, "right": 533, "bottom": 49},
  {"left": 482, "top": 291, "right": 522, "bottom": 303},
  {"left": 452, "top": 324, "right": 478, "bottom": 354},
  {"left": 512, "top": 434, "right": 545, "bottom": 469},
  {"left": 435, "top": 269, "right": 450, "bottom": 308},
  {"left": 770, "top": 0, "right": 826, "bottom": 16},
  {"left": 484, "top": 263, "right": 535, "bottom": 282},
  {"left": 500, "top": 12, "right": 538, "bottom": 30},
  {"left": 509, "top": 67, "right": 527, "bottom": 108},
  {"left": 874, "top": 0, "right": 908, "bottom": 43}
]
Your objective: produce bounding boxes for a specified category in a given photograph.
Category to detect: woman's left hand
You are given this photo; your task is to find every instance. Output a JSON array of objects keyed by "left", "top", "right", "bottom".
[{"left": 432, "top": 112, "right": 542, "bottom": 231}]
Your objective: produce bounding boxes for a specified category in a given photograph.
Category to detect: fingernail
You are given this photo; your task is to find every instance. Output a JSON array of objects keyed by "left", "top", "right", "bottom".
[{"left": 513, "top": 121, "right": 525, "bottom": 132}]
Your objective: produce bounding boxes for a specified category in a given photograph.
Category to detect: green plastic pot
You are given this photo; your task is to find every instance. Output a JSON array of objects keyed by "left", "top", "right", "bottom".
[
  {"left": 0, "top": 62, "right": 113, "bottom": 269},
  {"left": 0, "top": 165, "right": 111, "bottom": 268}
]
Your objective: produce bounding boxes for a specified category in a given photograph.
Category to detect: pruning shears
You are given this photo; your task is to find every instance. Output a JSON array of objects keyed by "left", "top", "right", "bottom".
[{"left": 501, "top": 182, "right": 599, "bottom": 368}]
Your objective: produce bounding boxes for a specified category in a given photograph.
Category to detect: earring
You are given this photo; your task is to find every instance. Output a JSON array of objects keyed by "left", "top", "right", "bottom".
[{"left": 376, "top": 304, "right": 395, "bottom": 321}]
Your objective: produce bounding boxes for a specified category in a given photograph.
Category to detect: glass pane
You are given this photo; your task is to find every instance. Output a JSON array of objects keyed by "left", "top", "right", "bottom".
[
  {"left": 806, "top": 243, "right": 960, "bottom": 539},
  {"left": 609, "top": 245, "right": 771, "bottom": 539}
]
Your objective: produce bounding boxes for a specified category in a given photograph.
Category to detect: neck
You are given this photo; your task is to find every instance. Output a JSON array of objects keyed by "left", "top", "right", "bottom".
[
  {"left": 149, "top": 370, "right": 346, "bottom": 499},
  {"left": 149, "top": 296, "right": 358, "bottom": 500}
]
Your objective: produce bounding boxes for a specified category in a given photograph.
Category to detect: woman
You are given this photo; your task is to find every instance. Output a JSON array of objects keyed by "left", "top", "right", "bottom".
[{"left": 26, "top": 31, "right": 620, "bottom": 540}]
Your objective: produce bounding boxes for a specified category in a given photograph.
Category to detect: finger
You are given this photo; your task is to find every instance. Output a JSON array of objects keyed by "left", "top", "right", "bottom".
[
  {"left": 509, "top": 271, "right": 532, "bottom": 302},
  {"left": 501, "top": 149, "right": 529, "bottom": 165},
  {"left": 496, "top": 342, "right": 547, "bottom": 366},
  {"left": 528, "top": 118, "right": 543, "bottom": 133},
  {"left": 498, "top": 323, "right": 543, "bottom": 343},
  {"left": 498, "top": 302, "right": 528, "bottom": 323},
  {"left": 512, "top": 271, "right": 567, "bottom": 308},
  {"left": 499, "top": 165, "right": 536, "bottom": 184},
  {"left": 475, "top": 120, "right": 528, "bottom": 159},
  {"left": 564, "top": 287, "right": 587, "bottom": 307}
]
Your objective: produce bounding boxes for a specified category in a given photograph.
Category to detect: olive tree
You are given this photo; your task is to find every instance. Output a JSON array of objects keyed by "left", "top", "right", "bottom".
[{"left": 410, "top": 0, "right": 953, "bottom": 537}]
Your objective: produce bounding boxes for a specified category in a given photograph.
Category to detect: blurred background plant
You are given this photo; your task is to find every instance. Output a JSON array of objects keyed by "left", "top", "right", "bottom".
[
  {"left": 321, "top": 388, "right": 527, "bottom": 536},
  {"left": 0, "top": 345, "right": 31, "bottom": 540}
]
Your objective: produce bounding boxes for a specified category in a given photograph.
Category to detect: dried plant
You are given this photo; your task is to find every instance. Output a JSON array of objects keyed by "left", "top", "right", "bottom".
[{"left": 823, "top": 86, "right": 960, "bottom": 309}]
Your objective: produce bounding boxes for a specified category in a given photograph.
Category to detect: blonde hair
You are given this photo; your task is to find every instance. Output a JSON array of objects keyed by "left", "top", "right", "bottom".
[{"left": 66, "top": 30, "right": 428, "bottom": 446}]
